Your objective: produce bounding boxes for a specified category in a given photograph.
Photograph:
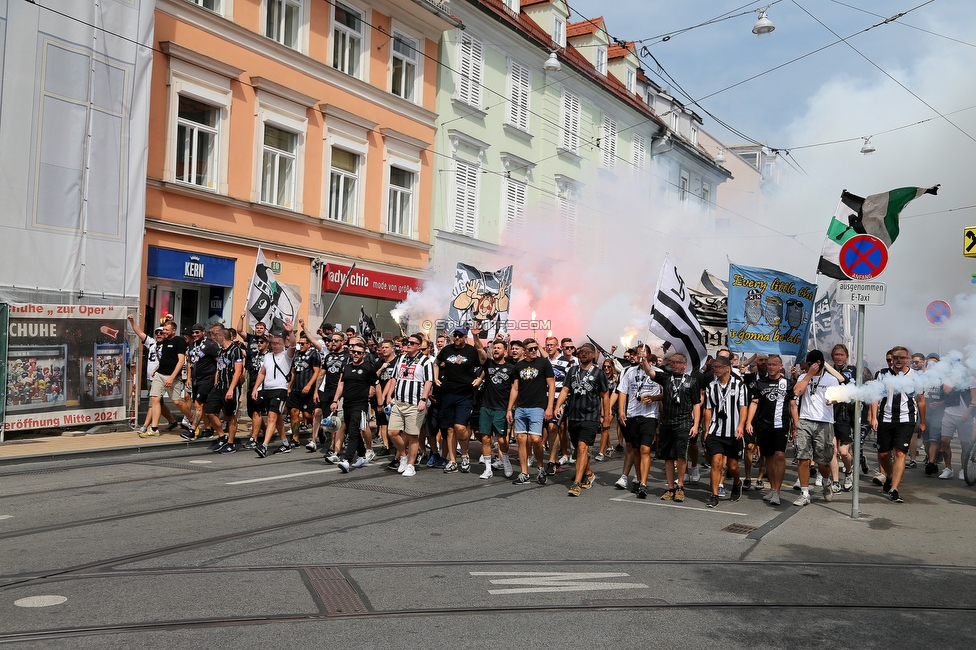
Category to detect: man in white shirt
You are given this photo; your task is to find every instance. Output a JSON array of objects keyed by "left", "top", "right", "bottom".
[{"left": 792, "top": 350, "right": 843, "bottom": 506}]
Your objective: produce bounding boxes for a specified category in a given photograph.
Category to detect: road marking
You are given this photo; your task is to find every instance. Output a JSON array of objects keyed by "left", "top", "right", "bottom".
[
  {"left": 227, "top": 468, "right": 340, "bottom": 485},
  {"left": 0, "top": 515, "right": 12, "bottom": 521},
  {"left": 609, "top": 497, "right": 748, "bottom": 515},
  {"left": 470, "top": 571, "right": 648, "bottom": 595},
  {"left": 15, "top": 595, "right": 67, "bottom": 608},
  {"left": 188, "top": 460, "right": 212, "bottom": 464}
]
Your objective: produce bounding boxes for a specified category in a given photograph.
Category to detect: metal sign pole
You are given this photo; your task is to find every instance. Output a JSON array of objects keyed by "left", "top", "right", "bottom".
[
  {"left": 851, "top": 303, "right": 865, "bottom": 518},
  {"left": 321, "top": 262, "right": 356, "bottom": 323}
]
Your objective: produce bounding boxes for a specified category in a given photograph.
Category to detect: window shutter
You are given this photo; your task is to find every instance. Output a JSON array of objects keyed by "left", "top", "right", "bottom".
[
  {"left": 562, "top": 90, "right": 580, "bottom": 152},
  {"left": 505, "top": 177, "right": 526, "bottom": 227},
  {"left": 559, "top": 194, "right": 576, "bottom": 241},
  {"left": 454, "top": 159, "right": 478, "bottom": 237},
  {"left": 458, "top": 34, "right": 483, "bottom": 108},
  {"left": 632, "top": 133, "right": 645, "bottom": 176},
  {"left": 602, "top": 115, "right": 617, "bottom": 171},
  {"left": 509, "top": 60, "right": 530, "bottom": 131}
]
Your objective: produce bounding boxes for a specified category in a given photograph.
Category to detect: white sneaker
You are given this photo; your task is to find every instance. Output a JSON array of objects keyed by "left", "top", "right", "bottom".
[
  {"left": 492, "top": 458, "right": 503, "bottom": 469},
  {"left": 615, "top": 475, "right": 629, "bottom": 490},
  {"left": 528, "top": 456, "right": 535, "bottom": 468},
  {"left": 397, "top": 456, "right": 409, "bottom": 473},
  {"left": 351, "top": 456, "right": 368, "bottom": 469},
  {"left": 938, "top": 467, "right": 953, "bottom": 479},
  {"left": 181, "top": 417, "right": 192, "bottom": 429},
  {"left": 338, "top": 460, "right": 351, "bottom": 473},
  {"left": 326, "top": 452, "right": 340, "bottom": 464},
  {"left": 595, "top": 453, "right": 605, "bottom": 461},
  {"left": 305, "top": 440, "right": 317, "bottom": 452},
  {"left": 762, "top": 489, "right": 773, "bottom": 502},
  {"left": 402, "top": 464, "right": 416, "bottom": 477},
  {"left": 558, "top": 454, "right": 570, "bottom": 466},
  {"left": 770, "top": 491, "right": 781, "bottom": 505},
  {"left": 479, "top": 467, "right": 493, "bottom": 479},
  {"left": 502, "top": 455, "right": 513, "bottom": 478},
  {"left": 815, "top": 475, "right": 823, "bottom": 487},
  {"left": 792, "top": 478, "right": 801, "bottom": 490},
  {"left": 960, "top": 470, "right": 967, "bottom": 480},
  {"left": 683, "top": 473, "right": 690, "bottom": 483},
  {"left": 691, "top": 467, "right": 701, "bottom": 483},
  {"left": 365, "top": 449, "right": 376, "bottom": 462},
  {"left": 794, "top": 493, "right": 811, "bottom": 506}
]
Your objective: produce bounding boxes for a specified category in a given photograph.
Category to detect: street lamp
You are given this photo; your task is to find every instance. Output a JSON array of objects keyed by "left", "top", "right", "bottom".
[
  {"left": 752, "top": 9, "right": 775, "bottom": 36},
  {"left": 860, "top": 137, "right": 876, "bottom": 155},
  {"left": 543, "top": 50, "right": 561, "bottom": 73},
  {"left": 714, "top": 148, "right": 727, "bottom": 164}
]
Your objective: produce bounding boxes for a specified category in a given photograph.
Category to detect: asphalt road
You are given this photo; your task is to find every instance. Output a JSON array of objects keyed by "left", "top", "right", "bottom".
[{"left": 2, "top": 439, "right": 975, "bottom": 648}]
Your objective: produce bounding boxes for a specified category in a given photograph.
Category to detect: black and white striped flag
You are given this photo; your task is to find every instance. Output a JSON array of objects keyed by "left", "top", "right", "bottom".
[{"left": 649, "top": 257, "right": 708, "bottom": 371}]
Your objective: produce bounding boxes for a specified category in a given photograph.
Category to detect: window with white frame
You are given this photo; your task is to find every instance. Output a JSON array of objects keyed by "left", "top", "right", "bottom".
[
  {"left": 453, "top": 158, "right": 479, "bottom": 237},
  {"left": 553, "top": 16, "right": 566, "bottom": 47},
  {"left": 266, "top": 0, "right": 302, "bottom": 50},
  {"left": 595, "top": 46, "right": 607, "bottom": 75},
  {"left": 668, "top": 110, "right": 679, "bottom": 132},
  {"left": 261, "top": 125, "right": 298, "bottom": 209},
  {"left": 391, "top": 32, "right": 418, "bottom": 102},
  {"left": 387, "top": 167, "right": 414, "bottom": 236},
  {"left": 502, "top": 0, "right": 518, "bottom": 13},
  {"left": 601, "top": 115, "right": 617, "bottom": 171},
  {"left": 691, "top": 125, "right": 699, "bottom": 146},
  {"left": 186, "top": 0, "right": 220, "bottom": 13},
  {"left": 626, "top": 68, "right": 636, "bottom": 93},
  {"left": 560, "top": 89, "right": 581, "bottom": 153},
  {"left": 457, "top": 32, "right": 483, "bottom": 109},
  {"left": 508, "top": 59, "right": 530, "bottom": 131},
  {"left": 328, "top": 148, "right": 358, "bottom": 223},
  {"left": 701, "top": 183, "right": 711, "bottom": 210},
  {"left": 504, "top": 175, "right": 526, "bottom": 228},
  {"left": 679, "top": 171, "right": 690, "bottom": 204},
  {"left": 333, "top": 2, "right": 363, "bottom": 78},
  {"left": 175, "top": 96, "right": 218, "bottom": 189},
  {"left": 632, "top": 133, "right": 645, "bottom": 177}
]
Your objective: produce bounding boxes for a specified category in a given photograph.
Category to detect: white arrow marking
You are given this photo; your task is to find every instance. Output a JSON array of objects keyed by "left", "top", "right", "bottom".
[{"left": 470, "top": 571, "right": 648, "bottom": 595}]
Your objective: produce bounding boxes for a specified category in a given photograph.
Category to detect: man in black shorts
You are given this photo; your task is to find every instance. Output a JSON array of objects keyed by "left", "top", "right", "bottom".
[
  {"left": 616, "top": 345, "right": 662, "bottom": 498},
  {"left": 745, "top": 354, "right": 797, "bottom": 505},
  {"left": 555, "top": 343, "right": 611, "bottom": 496},
  {"left": 434, "top": 326, "right": 486, "bottom": 473},
  {"left": 285, "top": 330, "right": 321, "bottom": 448},
  {"left": 870, "top": 345, "right": 926, "bottom": 503},
  {"left": 331, "top": 338, "right": 386, "bottom": 472},
  {"left": 184, "top": 323, "right": 220, "bottom": 440},
  {"left": 309, "top": 330, "right": 348, "bottom": 458},
  {"left": 250, "top": 328, "right": 296, "bottom": 457},
  {"left": 641, "top": 352, "right": 701, "bottom": 502},
  {"left": 702, "top": 357, "right": 749, "bottom": 507},
  {"left": 205, "top": 324, "right": 244, "bottom": 453},
  {"left": 243, "top": 334, "right": 269, "bottom": 449}
]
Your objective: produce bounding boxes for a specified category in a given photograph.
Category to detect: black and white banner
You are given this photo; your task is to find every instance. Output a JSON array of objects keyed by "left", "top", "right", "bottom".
[
  {"left": 649, "top": 257, "right": 707, "bottom": 370},
  {"left": 246, "top": 247, "right": 301, "bottom": 335}
]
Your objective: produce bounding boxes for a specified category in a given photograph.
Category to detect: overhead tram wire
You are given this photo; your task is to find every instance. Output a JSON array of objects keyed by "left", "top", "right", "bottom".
[
  {"left": 826, "top": 0, "right": 976, "bottom": 48},
  {"left": 790, "top": 0, "right": 976, "bottom": 146}
]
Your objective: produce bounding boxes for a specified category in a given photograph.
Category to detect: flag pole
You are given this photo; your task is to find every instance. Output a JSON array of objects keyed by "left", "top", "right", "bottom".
[{"left": 322, "top": 263, "right": 356, "bottom": 323}]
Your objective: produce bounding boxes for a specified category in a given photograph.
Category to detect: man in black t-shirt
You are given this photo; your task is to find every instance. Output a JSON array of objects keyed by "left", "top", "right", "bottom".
[
  {"left": 507, "top": 338, "right": 555, "bottom": 485},
  {"left": 745, "top": 354, "right": 797, "bottom": 505},
  {"left": 204, "top": 325, "right": 244, "bottom": 453},
  {"left": 555, "top": 343, "right": 611, "bottom": 496},
  {"left": 475, "top": 340, "right": 517, "bottom": 479},
  {"left": 185, "top": 324, "right": 221, "bottom": 440},
  {"left": 309, "top": 328, "right": 349, "bottom": 457},
  {"left": 332, "top": 338, "right": 386, "bottom": 472},
  {"left": 434, "top": 326, "right": 487, "bottom": 473},
  {"left": 145, "top": 321, "right": 188, "bottom": 436},
  {"left": 286, "top": 332, "right": 321, "bottom": 446}
]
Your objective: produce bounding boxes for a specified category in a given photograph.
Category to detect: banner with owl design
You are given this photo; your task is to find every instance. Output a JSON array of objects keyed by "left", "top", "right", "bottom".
[
  {"left": 727, "top": 264, "right": 817, "bottom": 356},
  {"left": 448, "top": 263, "right": 513, "bottom": 339}
]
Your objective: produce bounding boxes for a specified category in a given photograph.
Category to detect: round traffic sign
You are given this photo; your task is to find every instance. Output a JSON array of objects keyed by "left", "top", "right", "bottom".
[
  {"left": 839, "top": 234, "right": 889, "bottom": 280},
  {"left": 926, "top": 300, "right": 951, "bottom": 325}
]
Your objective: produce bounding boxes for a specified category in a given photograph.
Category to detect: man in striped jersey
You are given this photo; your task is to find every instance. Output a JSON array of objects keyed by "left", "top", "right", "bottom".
[
  {"left": 869, "top": 346, "right": 926, "bottom": 503},
  {"left": 745, "top": 355, "right": 797, "bottom": 506},
  {"left": 702, "top": 357, "right": 750, "bottom": 508},
  {"left": 384, "top": 333, "right": 434, "bottom": 477}
]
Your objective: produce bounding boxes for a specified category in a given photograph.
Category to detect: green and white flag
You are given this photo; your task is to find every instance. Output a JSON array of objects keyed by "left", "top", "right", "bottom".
[{"left": 817, "top": 185, "right": 939, "bottom": 280}]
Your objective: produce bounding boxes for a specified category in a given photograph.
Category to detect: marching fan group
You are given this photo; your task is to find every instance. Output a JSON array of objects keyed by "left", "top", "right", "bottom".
[{"left": 127, "top": 314, "right": 968, "bottom": 506}]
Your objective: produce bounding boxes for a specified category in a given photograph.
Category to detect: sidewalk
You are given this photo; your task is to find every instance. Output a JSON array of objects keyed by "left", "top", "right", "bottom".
[{"left": 0, "top": 423, "right": 258, "bottom": 465}]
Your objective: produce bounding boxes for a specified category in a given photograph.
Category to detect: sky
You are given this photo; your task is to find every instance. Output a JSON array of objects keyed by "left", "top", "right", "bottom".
[{"left": 561, "top": 0, "right": 976, "bottom": 363}]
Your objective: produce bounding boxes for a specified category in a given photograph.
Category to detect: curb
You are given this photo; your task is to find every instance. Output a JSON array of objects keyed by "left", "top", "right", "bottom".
[{"left": 0, "top": 438, "right": 218, "bottom": 467}]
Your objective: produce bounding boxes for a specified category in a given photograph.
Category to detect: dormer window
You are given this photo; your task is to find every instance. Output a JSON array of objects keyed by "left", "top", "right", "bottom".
[
  {"left": 553, "top": 16, "right": 566, "bottom": 47},
  {"left": 595, "top": 46, "right": 607, "bottom": 75}
]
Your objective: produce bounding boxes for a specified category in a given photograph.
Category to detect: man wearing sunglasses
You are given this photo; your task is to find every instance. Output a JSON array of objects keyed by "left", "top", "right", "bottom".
[
  {"left": 185, "top": 323, "right": 221, "bottom": 440},
  {"left": 507, "top": 338, "right": 555, "bottom": 485},
  {"left": 250, "top": 325, "right": 297, "bottom": 457},
  {"left": 546, "top": 337, "right": 578, "bottom": 475},
  {"left": 332, "top": 338, "right": 386, "bottom": 472},
  {"left": 554, "top": 343, "right": 611, "bottom": 496},
  {"left": 285, "top": 330, "right": 321, "bottom": 449},
  {"left": 308, "top": 330, "right": 349, "bottom": 457},
  {"left": 385, "top": 334, "right": 434, "bottom": 477},
  {"left": 434, "top": 326, "right": 487, "bottom": 473},
  {"left": 869, "top": 346, "right": 926, "bottom": 503}
]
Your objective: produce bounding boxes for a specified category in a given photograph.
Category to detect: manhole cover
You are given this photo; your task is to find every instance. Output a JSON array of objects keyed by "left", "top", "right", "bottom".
[
  {"left": 722, "top": 523, "right": 758, "bottom": 535},
  {"left": 305, "top": 567, "right": 368, "bottom": 615}
]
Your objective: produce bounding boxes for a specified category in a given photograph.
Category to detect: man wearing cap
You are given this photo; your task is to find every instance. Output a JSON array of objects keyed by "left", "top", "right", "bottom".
[{"left": 434, "top": 325, "right": 487, "bottom": 473}]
